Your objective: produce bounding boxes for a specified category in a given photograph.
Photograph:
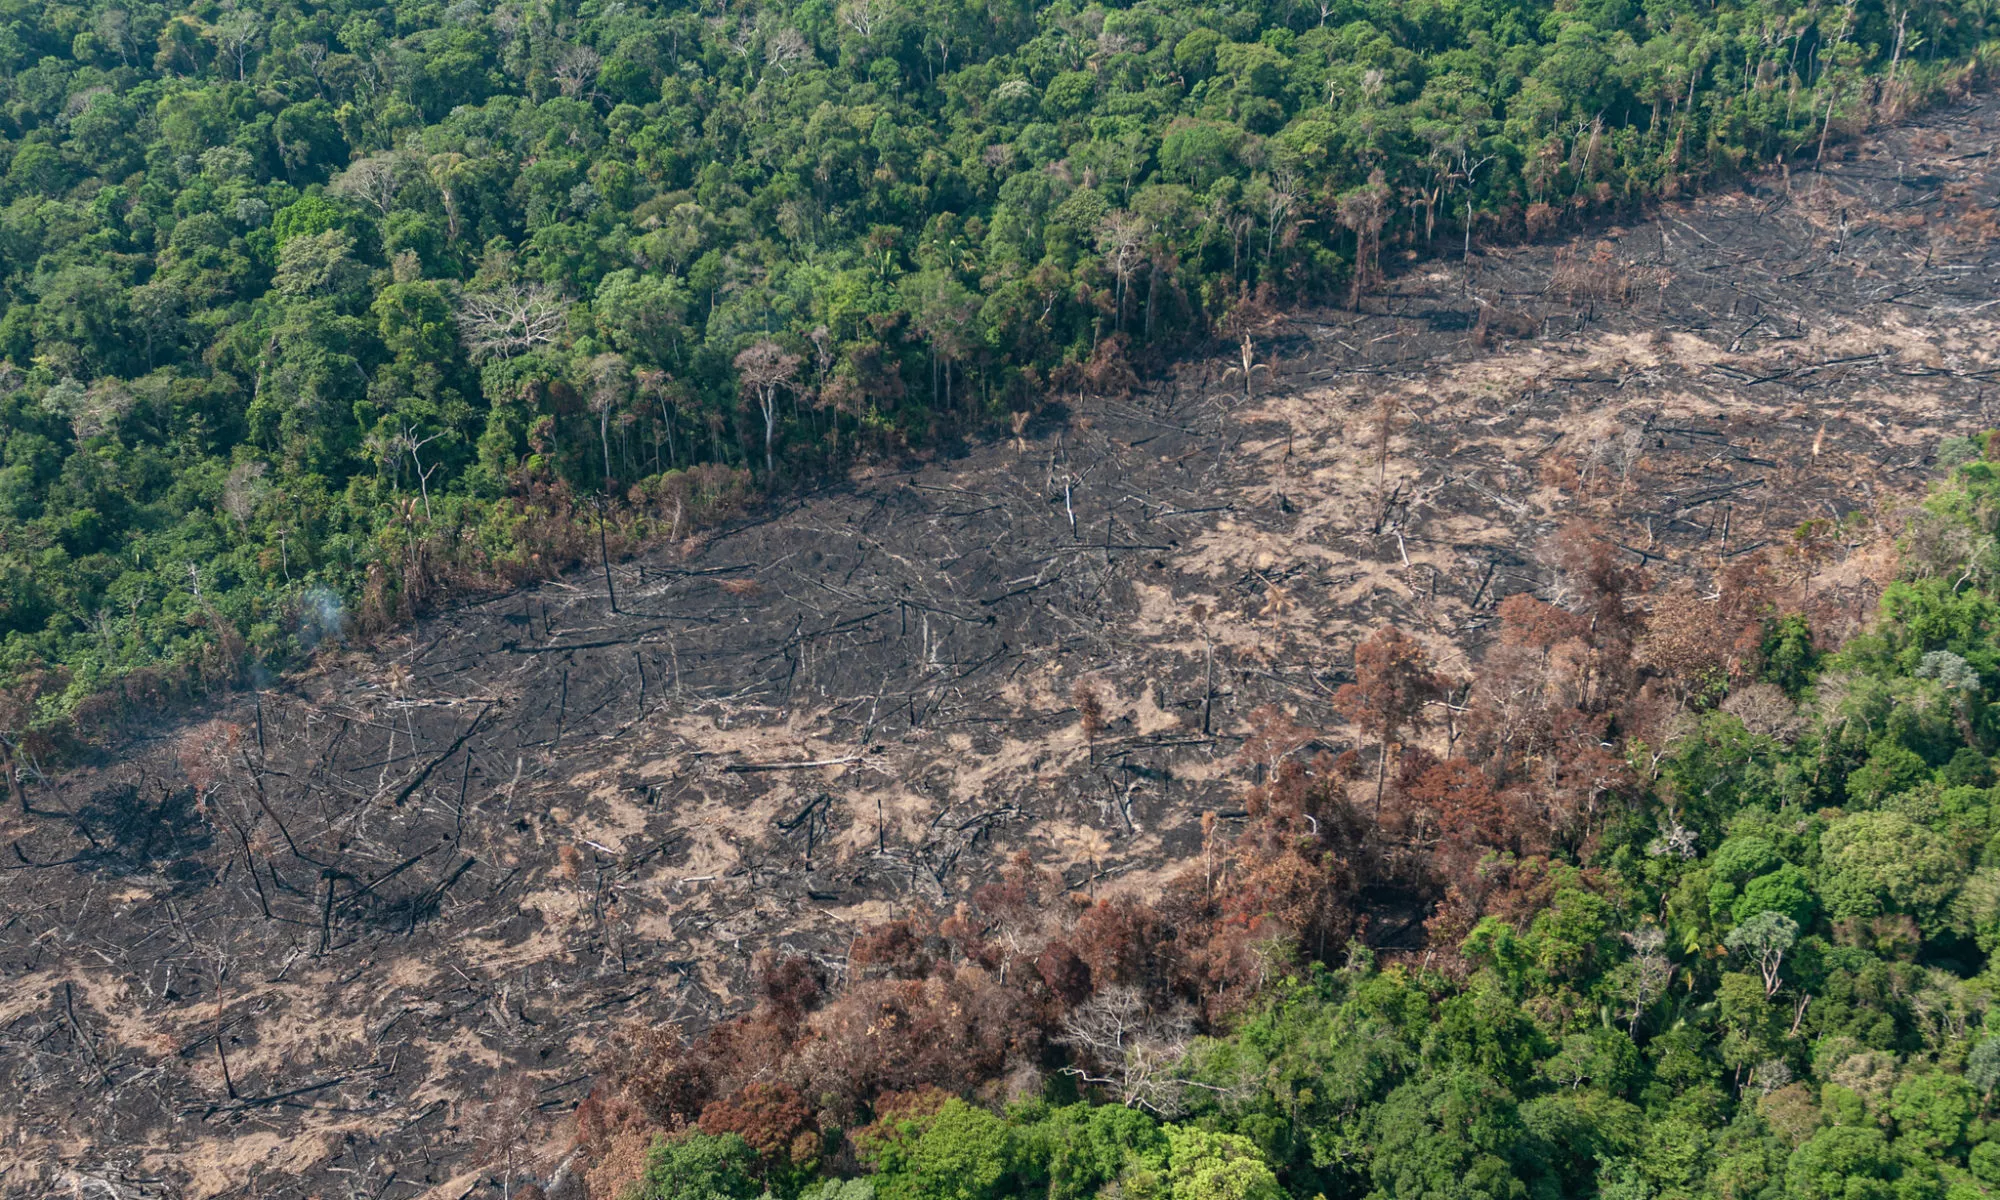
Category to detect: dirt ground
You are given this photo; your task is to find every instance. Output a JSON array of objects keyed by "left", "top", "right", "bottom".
[{"left": 4, "top": 95, "right": 1998, "bottom": 1198}]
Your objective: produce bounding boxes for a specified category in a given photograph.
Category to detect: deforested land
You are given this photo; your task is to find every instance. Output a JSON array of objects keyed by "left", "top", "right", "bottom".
[{"left": 5, "top": 3, "right": 2000, "bottom": 1198}]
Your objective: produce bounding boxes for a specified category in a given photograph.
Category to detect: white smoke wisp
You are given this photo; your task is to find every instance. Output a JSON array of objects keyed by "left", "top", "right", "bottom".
[{"left": 296, "top": 587, "right": 346, "bottom": 651}]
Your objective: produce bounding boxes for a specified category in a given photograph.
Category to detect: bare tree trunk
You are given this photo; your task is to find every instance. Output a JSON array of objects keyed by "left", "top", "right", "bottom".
[
  {"left": 762, "top": 392, "right": 776, "bottom": 475},
  {"left": 1374, "top": 714, "right": 1391, "bottom": 818},
  {"left": 599, "top": 410, "right": 613, "bottom": 487},
  {"left": 597, "top": 496, "right": 618, "bottom": 613},
  {"left": 2, "top": 740, "right": 26, "bottom": 814}
]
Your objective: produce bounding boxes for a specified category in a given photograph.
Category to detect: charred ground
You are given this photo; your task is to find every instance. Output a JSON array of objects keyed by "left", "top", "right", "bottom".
[{"left": 5, "top": 96, "right": 2000, "bottom": 1198}]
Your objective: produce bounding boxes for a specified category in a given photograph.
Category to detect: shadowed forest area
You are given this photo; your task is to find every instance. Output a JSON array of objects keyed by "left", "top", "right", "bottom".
[{"left": 5, "top": 81, "right": 2000, "bottom": 1197}]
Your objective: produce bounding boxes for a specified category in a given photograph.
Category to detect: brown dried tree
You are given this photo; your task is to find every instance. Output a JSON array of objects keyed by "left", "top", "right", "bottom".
[
  {"left": 1335, "top": 625, "right": 1443, "bottom": 817},
  {"left": 698, "top": 1082, "right": 820, "bottom": 1181},
  {"left": 1072, "top": 680, "right": 1107, "bottom": 763}
]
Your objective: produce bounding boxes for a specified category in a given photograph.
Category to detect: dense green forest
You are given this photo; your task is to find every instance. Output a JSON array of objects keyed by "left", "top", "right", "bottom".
[
  {"left": 567, "top": 447, "right": 2000, "bottom": 1200},
  {"left": 0, "top": 0, "right": 1993, "bottom": 733}
]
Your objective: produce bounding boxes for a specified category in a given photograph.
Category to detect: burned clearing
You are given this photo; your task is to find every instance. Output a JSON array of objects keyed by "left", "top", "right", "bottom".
[{"left": 5, "top": 95, "right": 2000, "bottom": 1199}]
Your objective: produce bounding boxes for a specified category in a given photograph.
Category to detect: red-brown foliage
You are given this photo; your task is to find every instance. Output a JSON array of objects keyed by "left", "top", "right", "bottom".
[
  {"left": 1634, "top": 573, "right": 1773, "bottom": 707},
  {"left": 573, "top": 1086, "right": 652, "bottom": 1157},
  {"left": 1336, "top": 626, "right": 1446, "bottom": 815},
  {"left": 1461, "top": 541, "right": 1647, "bottom": 858},
  {"left": 1239, "top": 704, "right": 1317, "bottom": 777},
  {"left": 601, "top": 953, "right": 827, "bottom": 1128},
  {"left": 938, "top": 901, "right": 1004, "bottom": 971},
  {"left": 1035, "top": 942, "right": 1093, "bottom": 1007},
  {"left": 849, "top": 919, "right": 937, "bottom": 980},
  {"left": 1403, "top": 757, "right": 1508, "bottom": 851},
  {"left": 698, "top": 1082, "right": 821, "bottom": 1174},
  {"left": 176, "top": 719, "right": 244, "bottom": 798},
  {"left": 847, "top": 1087, "right": 957, "bottom": 1173},
  {"left": 867, "top": 1086, "right": 955, "bottom": 1125},
  {"left": 754, "top": 951, "right": 827, "bottom": 1030},
  {"left": 1494, "top": 592, "right": 1588, "bottom": 651},
  {"left": 1068, "top": 897, "right": 1175, "bottom": 994},
  {"left": 1136, "top": 755, "right": 1373, "bottom": 1017},
  {"left": 968, "top": 851, "right": 1067, "bottom": 938},
  {"left": 1550, "top": 520, "right": 1646, "bottom": 650},
  {"left": 593, "top": 546, "right": 1725, "bottom": 1182},
  {"left": 1423, "top": 854, "right": 1586, "bottom": 957},
  {"left": 1506, "top": 710, "right": 1630, "bottom": 851},
  {"left": 797, "top": 966, "right": 1036, "bottom": 1122}
]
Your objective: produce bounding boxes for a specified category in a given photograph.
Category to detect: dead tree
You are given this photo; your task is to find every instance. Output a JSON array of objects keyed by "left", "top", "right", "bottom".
[
  {"left": 1337, "top": 170, "right": 1391, "bottom": 308},
  {"left": 1055, "top": 986, "right": 1202, "bottom": 1115},
  {"left": 1334, "top": 626, "right": 1443, "bottom": 818},
  {"left": 735, "top": 340, "right": 802, "bottom": 476},
  {"left": 330, "top": 152, "right": 409, "bottom": 217},
  {"left": 1219, "top": 333, "right": 1270, "bottom": 403},
  {"left": 1096, "top": 211, "right": 1149, "bottom": 333},
  {"left": 553, "top": 44, "right": 602, "bottom": 98},
  {"left": 586, "top": 353, "right": 629, "bottom": 487},
  {"left": 1072, "top": 680, "right": 1106, "bottom": 763},
  {"left": 457, "top": 284, "right": 567, "bottom": 362},
  {"left": 1374, "top": 394, "right": 1398, "bottom": 499}
]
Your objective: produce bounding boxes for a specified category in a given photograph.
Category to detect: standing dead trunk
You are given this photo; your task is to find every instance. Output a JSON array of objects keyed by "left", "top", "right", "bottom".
[
  {"left": 1375, "top": 713, "right": 1390, "bottom": 817},
  {"left": 2, "top": 740, "right": 25, "bottom": 814},
  {"left": 761, "top": 390, "right": 777, "bottom": 475},
  {"left": 735, "top": 340, "right": 802, "bottom": 478}
]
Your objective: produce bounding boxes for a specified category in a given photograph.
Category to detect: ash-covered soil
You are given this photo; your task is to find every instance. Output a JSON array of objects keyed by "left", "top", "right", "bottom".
[{"left": 5, "top": 96, "right": 2000, "bottom": 1199}]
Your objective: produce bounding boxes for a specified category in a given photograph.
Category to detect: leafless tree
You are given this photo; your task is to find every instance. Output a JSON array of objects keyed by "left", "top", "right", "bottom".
[
  {"left": 1262, "top": 172, "right": 1299, "bottom": 263},
  {"left": 1056, "top": 986, "right": 1203, "bottom": 1115},
  {"left": 43, "top": 378, "right": 135, "bottom": 441},
  {"left": 1813, "top": 0, "right": 1860, "bottom": 173},
  {"left": 63, "top": 86, "right": 111, "bottom": 121},
  {"left": 1621, "top": 928, "right": 1671, "bottom": 1033},
  {"left": 764, "top": 27, "right": 813, "bottom": 74},
  {"left": 1219, "top": 333, "right": 1270, "bottom": 403},
  {"left": 553, "top": 44, "right": 601, "bottom": 98},
  {"left": 221, "top": 461, "right": 269, "bottom": 526},
  {"left": 397, "top": 425, "right": 447, "bottom": 520},
  {"left": 808, "top": 324, "right": 835, "bottom": 390},
  {"left": 1337, "top": 169, "right": 1392, "bottom": 307},
  {"left": 706, "top": 16, "right": 747, "bottom": 56},
  {"left": 473, "top": 1076, "right": 545, "bottom": 1199},
  {"left": 457, "top": 284, "right": 568, "bottom": 362},
  {"left": 837, "top": 0, "right": 892, "bottom": 39},
  {"left": 96, "top": 9, "right": 134, "bottom": 66},
  {"left": 1374, "top": 393, "right": 1397, "bottom": 495},
  {"left": 211, "top": 13, "right": 263, "bottom": 81},
  {"left": 586, "top": 353, "right": 629, "bottom": 487},
  {"left": 1096, "top": 211, "right": 1148, "bottom": 333},
  {"left": 331, "top": 152, "right": 409, "bottom": 217},
  {"left": 293, "top": 40, "right": 329, "bottom": 93},
  {"left": 635, "top": 367, "right": 679, "bottom": 469},
  {"left": 735, "top": 340, "right": 801, "bottom": 475},
  {"left": 427, "top": 152, "right": 469, "bottom": 241}
]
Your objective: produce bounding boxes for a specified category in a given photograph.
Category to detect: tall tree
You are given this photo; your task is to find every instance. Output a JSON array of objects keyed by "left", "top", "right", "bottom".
[
  {"left": 734, "top": 340, "right": 801, "bottom": 476},
  {"left": 1336, "top": 625, "right": 1443, "bottom": 817}
]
